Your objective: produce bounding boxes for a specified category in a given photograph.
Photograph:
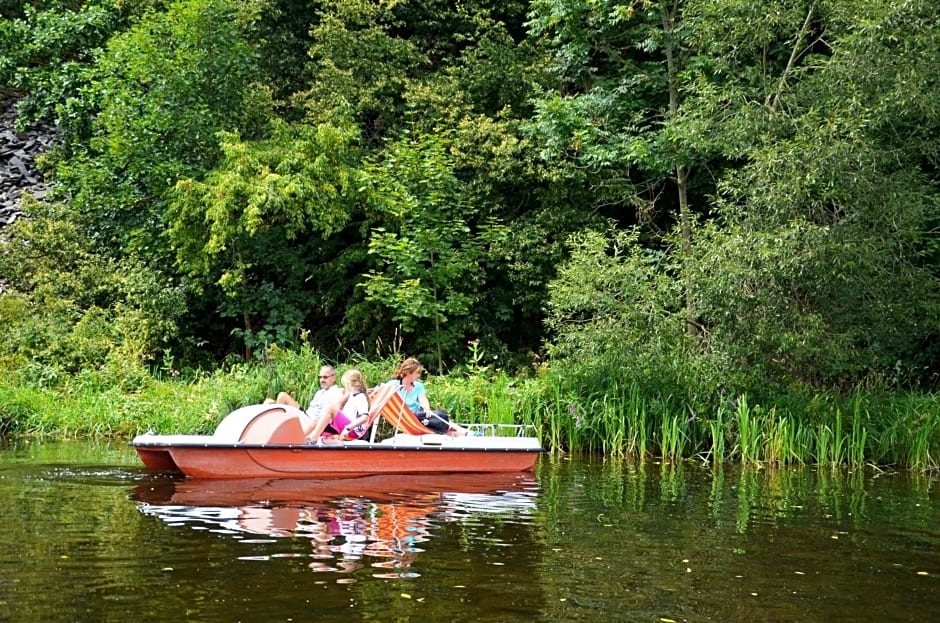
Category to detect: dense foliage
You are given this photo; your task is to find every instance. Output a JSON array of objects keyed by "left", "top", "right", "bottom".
[{"left": 2, "top": 0, "right": 940, "bottom": 451}]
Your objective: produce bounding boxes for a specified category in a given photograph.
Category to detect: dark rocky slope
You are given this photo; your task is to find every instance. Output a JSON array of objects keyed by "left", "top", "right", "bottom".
[
  {"left": 1, "top": 93, "right": 57, "bottom": 292},
  {"left": 1, "top": 94, "right": 56, "bottom": 230}
]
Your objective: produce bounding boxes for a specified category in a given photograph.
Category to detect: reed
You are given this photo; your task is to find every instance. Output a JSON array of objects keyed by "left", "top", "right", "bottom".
[
  {"left": 765, "top": 414, "right": 798, "bottom": 465},
  {"left": 658, "top": 414, "right": 688, "bottom": 463},
  {"left": 815, "top": 421, "right": 834, "bottom": 465},
  {"left": 908, "top": 426, "right": 936, "bottom": 470},
  {"left": 734, "top": 395, "right": 762, "bottom": 465},
  {"left": 706, "top": 403, "right": 727, "bottom": 463},
  {"left": 846, "top": 395, "right": 868, "bottom": 468},
  {"left": 567, "top": 396, "right": 596, "bottom": 452},
  {"left": 908, "top": 398, "right": 939, "bottom": 470},
  {"left": 816, "top": 407, "right": 848, "bottom": 466},
  {"left": 540, "top": 382, "right": 570, "bottom": 451},
  {"left": 877, "top": 393, "right": 940, "bottom": 469},
  {"left": 622, "top": 385, "right": 649, "bottom": 459},
  {"left": 593, "top": 393, "right": 628, "bottom": 456},
  {"left": 512, "top": 390, "right": 543, "bottom": 438},
  {"left": 818, "top": 426, "right": 838, "bottom": 465},
  {"left": 876, "top": 395, "right": 914, "bottom": 466},
  {"left": 482, "top": 382, "right": 521, "bottom": 425}
]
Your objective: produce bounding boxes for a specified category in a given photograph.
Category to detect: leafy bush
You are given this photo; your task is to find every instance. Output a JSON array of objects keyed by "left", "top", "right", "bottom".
[{"left": 0, "top": 200, "right": 186, "bottom": 378}]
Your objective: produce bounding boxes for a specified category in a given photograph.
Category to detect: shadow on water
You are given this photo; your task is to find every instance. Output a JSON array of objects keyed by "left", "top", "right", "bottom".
[{"left": 1, "top": 440, "right": 939, "bottom": 622}]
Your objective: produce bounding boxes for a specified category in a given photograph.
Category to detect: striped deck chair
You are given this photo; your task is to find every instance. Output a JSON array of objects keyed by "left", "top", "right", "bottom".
[
  {"left": 369, "top": 389, "right": 534, "bottom": 441},
  {"left": 369, "top": 389, "right": 437, "bottom": 440}
]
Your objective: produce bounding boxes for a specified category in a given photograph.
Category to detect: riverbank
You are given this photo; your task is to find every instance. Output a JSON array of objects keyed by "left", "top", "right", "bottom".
[{"left": 1, "top": 349, "right": 938, "bottom": 470}]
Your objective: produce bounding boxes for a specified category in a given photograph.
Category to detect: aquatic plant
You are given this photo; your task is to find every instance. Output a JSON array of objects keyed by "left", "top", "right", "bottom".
[{"left": 1, "top": 345, "right": 939, "bottom": 471}]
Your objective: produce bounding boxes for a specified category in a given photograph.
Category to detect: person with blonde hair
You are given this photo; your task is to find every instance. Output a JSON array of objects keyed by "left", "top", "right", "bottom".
[{"left": 303, "top": 369, "right": 372, "bottom": 443}]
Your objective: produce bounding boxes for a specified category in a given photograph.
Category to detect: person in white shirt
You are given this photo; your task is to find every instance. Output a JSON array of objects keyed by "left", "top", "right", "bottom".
[
  {"left": 304, "top": 366, "right": 345, "bottom": 417},
  {"left": 266, "top": 365, "right": 344, "bottom": 420},
  {"left": 302, "top": 369, "right": 372, "bottom": 443}
]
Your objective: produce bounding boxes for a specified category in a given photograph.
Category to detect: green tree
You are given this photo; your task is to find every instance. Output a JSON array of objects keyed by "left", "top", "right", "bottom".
[
  {"left": 167, "top": 118, "right": 367, "bottom": 359},
  {"left": 53, "top": 0, "right": 271, "bottom": 249},
  {"left": 544, "top": 226, "right": 689, "bottom": 396},
  {"left": 300, "top": 0, "right": 570, "bottom": 367},
  {"left": 0, "top": 1, "right": 152, "bottom": 133},
  {"left": 0, "top": 199, "right": 186, "bottom": 375},
  {"left": 526, "top": 0, "right": 705, "bottom": 334},
  {"left": 360, "top": 131, "right": 509, "bottom": 373},
  {"left": 544, "top": 0, "right": 940, "bottom": 394},
  {"left": 681, "top": 0, "right": 940, "bottom": 386},
  {"left": 32, "top": 0, "right": 283, "bottom": 362}
]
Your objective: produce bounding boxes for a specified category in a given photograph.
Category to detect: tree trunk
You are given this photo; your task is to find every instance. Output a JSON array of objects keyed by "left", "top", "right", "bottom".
[
  {"left": 662, "top": 1, "right": 697, "bottom": 336},
  {"left": 242, "top": 309, "right": 254, "bottom": 362}
]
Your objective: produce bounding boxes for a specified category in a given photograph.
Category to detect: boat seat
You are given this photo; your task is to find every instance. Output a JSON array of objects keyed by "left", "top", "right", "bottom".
[{"left": 238, "top": 411, "right": 306, "bottom": 444}]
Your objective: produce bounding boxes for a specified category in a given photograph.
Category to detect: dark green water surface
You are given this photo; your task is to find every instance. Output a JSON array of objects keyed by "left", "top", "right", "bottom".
[{"left": 0, "top": 439, "right": 937, "bottom": 622}]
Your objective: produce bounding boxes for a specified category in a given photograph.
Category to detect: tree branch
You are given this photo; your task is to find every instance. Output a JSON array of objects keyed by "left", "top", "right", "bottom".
[{"left": 766, "top": 4, "right": 816, "bottom": 111}]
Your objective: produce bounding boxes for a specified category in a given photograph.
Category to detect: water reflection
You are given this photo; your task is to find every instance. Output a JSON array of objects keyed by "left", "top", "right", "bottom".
[
  {"left": 558, "top": 457, "right": 939, "bottom": 530},
  {"left": 3, "top": 441, "right": 939, "bottom": 622},
  {"left": 130, "top": 472, "right": 538, "bottom": 578},
  {"left": 536, "top": 458, "right": 940, "bottom": 622}
]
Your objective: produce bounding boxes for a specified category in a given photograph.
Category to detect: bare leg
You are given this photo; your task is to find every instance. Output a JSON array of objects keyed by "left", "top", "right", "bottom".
[
  {"left": 275, "top": 392, "right": 302, "bottom": 409},
  {"left": 302, "top": 403, "right": 339, "bottom": 440},
  {"left": 425, "top": 411, "right": 469, "bottom": 437}
]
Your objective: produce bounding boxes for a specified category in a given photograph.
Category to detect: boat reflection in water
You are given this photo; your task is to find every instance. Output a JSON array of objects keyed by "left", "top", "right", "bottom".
[{"left": 130, "top": 472, "right": 539, "bottom": 577}]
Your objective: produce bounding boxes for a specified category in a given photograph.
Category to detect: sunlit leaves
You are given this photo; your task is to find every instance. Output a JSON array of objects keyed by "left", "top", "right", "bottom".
[
  {"left": 303, "top": 0, "right": 425, "bottom": 138},
  {"left": 168, "top": 118, "right": 364, "bottom": 289},
  {"left": 361, "top": 131, "right": 509, "bottom": 364},
  {"left": 93, "top": 0, "right": 269, "bottom": 177},
  {"left": 0, "top": 1, "right": 124, "bottom": 127},
  {"left": 0, "top": 200, "right": 186, "bottom": 371}
]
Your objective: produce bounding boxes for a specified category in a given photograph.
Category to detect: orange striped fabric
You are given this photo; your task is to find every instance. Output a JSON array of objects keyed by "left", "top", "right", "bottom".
[
  {"left": 348, "top": 384, "right": 402, "bottom": 440},
  {"left": 378, "top": 390, "right": 436, "bottom": 435}
]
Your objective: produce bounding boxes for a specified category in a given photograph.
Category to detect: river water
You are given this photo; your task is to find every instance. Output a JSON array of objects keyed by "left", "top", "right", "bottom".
[{"left": 0, "top": 439, "right": 938, "bottom": 622}]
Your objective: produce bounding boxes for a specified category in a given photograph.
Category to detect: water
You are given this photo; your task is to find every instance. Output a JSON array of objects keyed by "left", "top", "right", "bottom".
[{"left": 1, "top": 439, "right": 938, "bottom": 622}]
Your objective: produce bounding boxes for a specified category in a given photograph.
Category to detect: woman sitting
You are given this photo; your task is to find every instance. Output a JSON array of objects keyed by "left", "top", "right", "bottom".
[
  {"left": 386, "top": 357, "right": 469, "bottom": 436},
  {"left": 302, "top": 369, "right": 371, "bottom": 443}
]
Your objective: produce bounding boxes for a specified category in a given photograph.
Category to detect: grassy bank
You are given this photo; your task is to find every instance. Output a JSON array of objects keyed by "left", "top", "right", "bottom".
[{"left": 1, "top": 349, "right": 938, "bottom": 470}]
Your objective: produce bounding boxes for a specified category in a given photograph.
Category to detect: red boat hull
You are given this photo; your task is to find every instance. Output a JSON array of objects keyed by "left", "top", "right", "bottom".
[
  {"left": 136, "top": 446, "right": 181, "bottom": 470},
  {"left": 131, "top": 403, "right": 543, "bottom": 479},
  {"left": 135, "top": 443, "right": 540, "bottom": 478}
]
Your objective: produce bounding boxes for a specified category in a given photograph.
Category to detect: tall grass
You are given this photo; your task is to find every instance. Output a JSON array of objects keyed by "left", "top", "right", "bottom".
[
  {"left": 816, "top": 407, "right": 846, "bottom": 466},
  {"left": 593, "top": 394, "right": 627, "bottom": 455},
  {"left": 706, "top": 405, "right": 725, "bottom": 464},
  {"left": 846, "top": 396, "right": 869, "bottom": 468},
  {"left": 734, "top": 395, "right": 762, "bottom": 465},
  {"left": 1, "top": 347, "right": 939, "bottom": 471},
  {"left": 623, "top": 386, "right": 649, "bottom": 459},
  {"left": 876, "top": 392, "right": 940, "bottom": 469},
  {"left": 765, "top": 416, "right": 805, "bottom": 465},
  {"left": 658, "top": 415, "right": 688, "bottom": 463}
]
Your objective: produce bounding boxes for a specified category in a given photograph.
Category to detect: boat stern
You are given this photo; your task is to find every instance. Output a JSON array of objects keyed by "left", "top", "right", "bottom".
[{"left": 133, "top": 444, "right": 179, "bottom": 471}]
